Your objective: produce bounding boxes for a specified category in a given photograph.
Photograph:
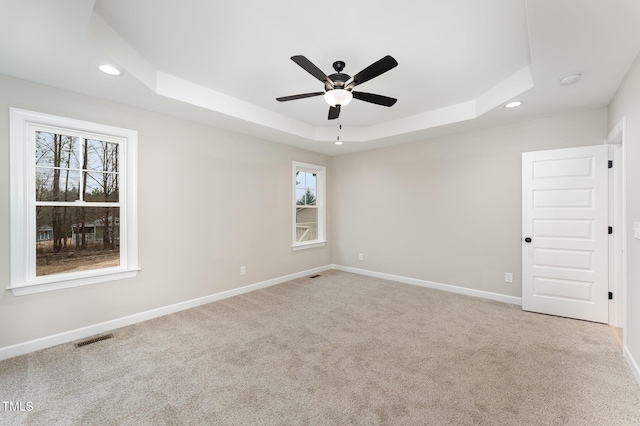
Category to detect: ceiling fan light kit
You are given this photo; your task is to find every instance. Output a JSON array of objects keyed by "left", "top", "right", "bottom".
[
  {"left": 324, "top": 89, "right": 353, "bottom": 107},
  {"left": 277, "top": 55, "right": 398, "bottom": 120}
]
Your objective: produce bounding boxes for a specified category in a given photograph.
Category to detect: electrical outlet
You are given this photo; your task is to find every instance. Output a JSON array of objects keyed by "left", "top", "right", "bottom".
[
  {"left": 505, "top": 272, "right": 513, "bottom": 283},
  {"left": 240, "top": 266, "right": 246, "bottom": 276},
  {"left": 358, "top": 253, "right": 364, "bottom": 261}
]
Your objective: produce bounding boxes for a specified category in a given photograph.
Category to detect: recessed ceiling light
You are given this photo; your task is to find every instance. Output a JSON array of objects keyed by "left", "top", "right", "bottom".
[
  {"left": 98, "top": 65, "right": 122, "bottom": 76},
  {"left": 560, "top": 73, "right": 581, "bottom": 86},
  {"left": 504, "top": 101, "right": 522, "bottom": 108},
  {"left": 335, "top": 141, "right": 343, "bottom": 145}
]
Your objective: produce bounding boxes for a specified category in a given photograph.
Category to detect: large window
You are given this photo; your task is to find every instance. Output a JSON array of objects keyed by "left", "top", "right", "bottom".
[
  {"left": 9, "top": 108, "right": 138, "bottom": 295},
  {"left": 293, "top": 161, "right": 326, "bottom": 249}
]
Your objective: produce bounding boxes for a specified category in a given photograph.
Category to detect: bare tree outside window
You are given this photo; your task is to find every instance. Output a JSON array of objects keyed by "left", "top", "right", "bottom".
[{"left": 35, "top": 132, "right": 120, "bottom": 276}]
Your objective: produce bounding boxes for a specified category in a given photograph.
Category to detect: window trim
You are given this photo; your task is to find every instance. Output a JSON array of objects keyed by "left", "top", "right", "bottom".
[
  {"left": 9, "top": 108, "right": 139, "bottom": 296},
  {"left": 292, "top": 161, "right": 326, "bottom": 250}
]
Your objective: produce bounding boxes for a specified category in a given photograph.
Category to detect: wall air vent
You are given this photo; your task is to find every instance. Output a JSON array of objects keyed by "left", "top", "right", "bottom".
[{"left": 74, "top": 333, "right": 114, "bottom": 348}]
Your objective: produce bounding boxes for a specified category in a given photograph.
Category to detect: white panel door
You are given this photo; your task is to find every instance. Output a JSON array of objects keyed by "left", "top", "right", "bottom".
[{"left": 522, "top": 145, "right": 608, "bottom": 323}]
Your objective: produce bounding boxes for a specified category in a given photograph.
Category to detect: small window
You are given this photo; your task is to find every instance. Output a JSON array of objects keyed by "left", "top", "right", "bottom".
[
  {"left": 293, "top": 162, "right": 326, "bottom": 249},
  {"left": 9, "top": 108, "right": 139, "bottom": 295}
]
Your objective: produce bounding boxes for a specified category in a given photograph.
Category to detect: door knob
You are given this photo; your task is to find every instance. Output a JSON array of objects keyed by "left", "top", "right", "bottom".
[{"left": 524, "top": 237, "right": 532, "bottom": 243}]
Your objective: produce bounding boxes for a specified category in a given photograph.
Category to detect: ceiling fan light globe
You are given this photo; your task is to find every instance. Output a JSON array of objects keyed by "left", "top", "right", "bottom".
[{"left": 324, "top": 89, "right": 353, "bottom": 107}]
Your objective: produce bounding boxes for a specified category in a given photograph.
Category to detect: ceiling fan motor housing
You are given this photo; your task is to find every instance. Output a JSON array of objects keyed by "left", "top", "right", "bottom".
[{"left": 326, "top": 73, "right": 350, "bottom": 91}]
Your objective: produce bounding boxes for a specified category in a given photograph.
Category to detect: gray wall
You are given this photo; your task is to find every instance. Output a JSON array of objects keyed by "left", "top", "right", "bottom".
[
  {"left": 608, "top": 52, "right": 640, "bottom": 374},
  {"left": 330, "top": 108, "right": 608, "bottom": 297},
  {"left": 0, "top": 75, "right": 331, "bottom": 348},
  {"left": 1, "top": 68, "right": 635, "bottom": 379}
]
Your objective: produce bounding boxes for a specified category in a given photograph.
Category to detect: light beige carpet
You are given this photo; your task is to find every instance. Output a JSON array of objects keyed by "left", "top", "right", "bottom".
[{"left": 1, "top": 270, "right": 639, "bottom": 425}]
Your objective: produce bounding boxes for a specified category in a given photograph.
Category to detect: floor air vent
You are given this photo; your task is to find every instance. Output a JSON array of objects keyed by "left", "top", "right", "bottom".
[
  {"left": 309, "top": 274, "right": 321, "bottom": 279},
  {"left": 74, "top": 333, "right": 114, "bottom": 348}
]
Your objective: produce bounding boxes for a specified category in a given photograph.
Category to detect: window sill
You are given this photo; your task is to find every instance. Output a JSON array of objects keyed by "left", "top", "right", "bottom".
[
  {"left": 292, "top": 241, "right": 327, "bottom": 251},
  {"left": 8, "top": 267, "right": 140, "bottom": 296}
]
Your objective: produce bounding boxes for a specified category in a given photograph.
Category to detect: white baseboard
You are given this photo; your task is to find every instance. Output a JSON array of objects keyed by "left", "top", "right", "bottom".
[
  {"left": 0, "top": 265, "right": 332, "bottom": 361},
  {"left": 331, "top": 264, "right": 522, "bottom": 306},
  {"left": 624, "top": 345, "right": 640, "bottom": 388}
]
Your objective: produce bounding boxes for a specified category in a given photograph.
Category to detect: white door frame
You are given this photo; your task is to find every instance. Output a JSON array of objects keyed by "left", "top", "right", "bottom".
[{"left": 606, "top": 117, "right": 627, "bottom": 336}]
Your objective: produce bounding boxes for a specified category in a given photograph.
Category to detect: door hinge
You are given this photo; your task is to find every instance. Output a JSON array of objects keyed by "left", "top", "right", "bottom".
[
  {"left": 608, "top": 226, "right": 613, "bottom": 234},
  {"left": 608, "top": 160, "right": 613, "bottom": 168},
  {"left": 609, "top": 292, "right": 613, "bottom": 300}
]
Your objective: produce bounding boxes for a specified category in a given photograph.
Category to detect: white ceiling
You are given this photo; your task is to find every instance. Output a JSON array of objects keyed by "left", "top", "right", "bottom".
[{"left": 1, "top": 0, "right": 639, "bottom": 155}]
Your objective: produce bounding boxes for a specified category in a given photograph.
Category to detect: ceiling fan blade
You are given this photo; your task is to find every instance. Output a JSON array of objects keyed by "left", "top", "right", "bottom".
[
  {"left": 291, "top": 55, "right": 335, "bottom": 88},
  {"left": 352, "top": 91, "right": 397, "bottom": 107},
  {"left": 276, "top": 92, "right": 324, "bottom": 102},
  {"left": 328, "top": 105, "right": 341, "bottom": 120},
  {"left": 346, "top": 55, "right": 398, "bottom": 90}
]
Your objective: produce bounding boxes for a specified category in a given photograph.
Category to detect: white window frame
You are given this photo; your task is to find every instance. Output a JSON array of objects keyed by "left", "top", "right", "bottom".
[
  {"left": 292, "top": 161, "right": 326, "bottom": 250},
  {"left": 9, "top": 108, "right": 139, "bottom": 296}
]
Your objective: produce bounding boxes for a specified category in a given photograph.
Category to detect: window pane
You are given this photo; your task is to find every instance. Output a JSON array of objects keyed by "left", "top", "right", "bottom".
[
  {"left": 296, "top": 188, "right": 316, "bottom": 206},
  {"left": 296, "top": 170, "right": 305, "bottom": 189},
  {"left": 84, "top": 172, "right": 119, "bottom": 202},
  {"left": 296, "top": 207, "right": 317, "bottom": 242},
  {"left": 35, "top": 206, "right": 120, "bottom": 276},
  {"left": 35, "top": 132, "right": 80, "bottom": 169},
  {"left": 296, "top": 171, "right": 317, "bottom": 190},
  {"left": 295, "top": 171, "right": 317, "bottom": 206},
  {"left": 306, "top": 172, "right": 316, "bottom": 190},
  {"left": 85, "top": 139, "right": 119, "bottom": 172},
  {"left": 35, "top": 167, "right": 80, "bottom": 201}
]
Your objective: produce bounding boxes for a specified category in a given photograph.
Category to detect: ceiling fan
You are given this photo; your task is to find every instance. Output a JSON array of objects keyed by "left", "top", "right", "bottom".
[{"left": 276, "top": 55, "right": 398, "bottom": 120}]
